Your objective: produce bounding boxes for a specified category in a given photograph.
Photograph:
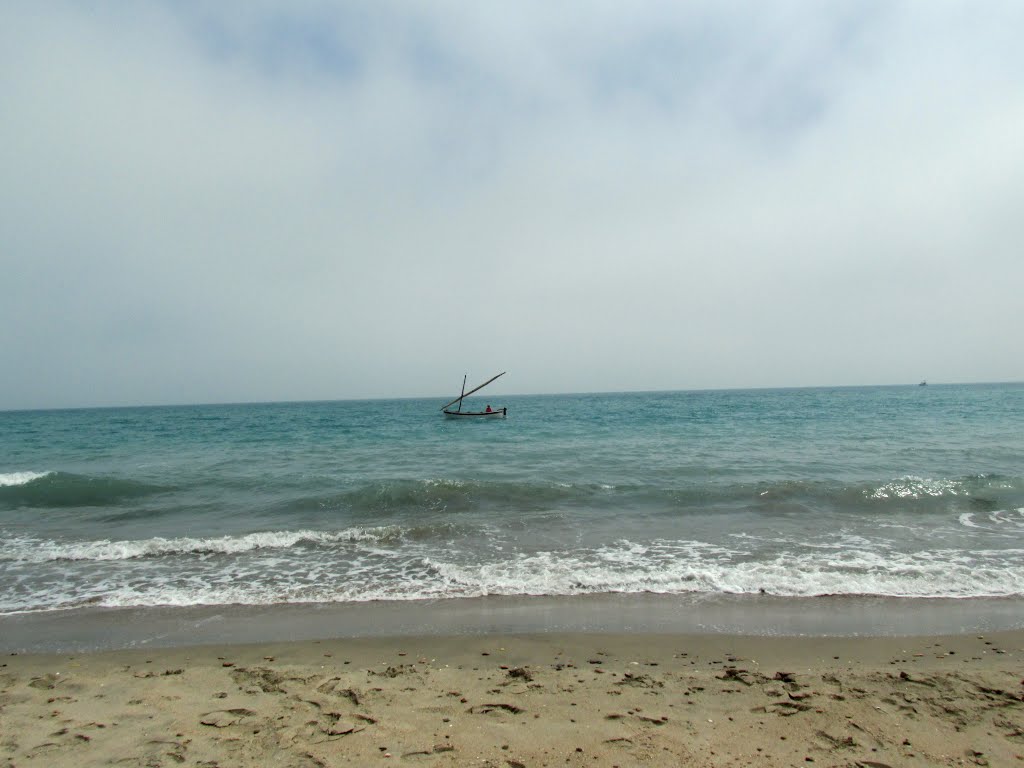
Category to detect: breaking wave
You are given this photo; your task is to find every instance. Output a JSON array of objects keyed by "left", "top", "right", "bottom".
[
  {"left": 0, "top": 471, "right": 53, "bottom": 487},
  {"left": 4, "top": 531, "right": 1023, "bottom": 614},
  {"left": 0, "top": 525, "right": 422, "bottom": 563}
]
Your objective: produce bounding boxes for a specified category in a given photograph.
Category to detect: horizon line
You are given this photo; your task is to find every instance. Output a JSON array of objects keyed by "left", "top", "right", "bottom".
[{"left": 2, "top": 379, "right": 1021, "bottom": 415}]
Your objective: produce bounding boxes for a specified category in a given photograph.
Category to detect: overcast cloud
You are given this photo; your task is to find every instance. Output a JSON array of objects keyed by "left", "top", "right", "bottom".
[{"left": 2, "top": 2, "right": 1022, "bottom": 409}]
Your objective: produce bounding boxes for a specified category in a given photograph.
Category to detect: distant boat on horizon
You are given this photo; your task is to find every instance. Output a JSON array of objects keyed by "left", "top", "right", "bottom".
[{"left": 919, "top": 380, "right": 928, "bottom": 386}]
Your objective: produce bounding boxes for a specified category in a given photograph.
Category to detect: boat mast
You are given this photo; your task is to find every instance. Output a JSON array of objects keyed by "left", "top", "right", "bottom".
[
  {"left": 441, "top": 371, "right": 506, "bottom": 411},
  {"left": 458, "top": 374, "right": 467, "bottom": 413}
]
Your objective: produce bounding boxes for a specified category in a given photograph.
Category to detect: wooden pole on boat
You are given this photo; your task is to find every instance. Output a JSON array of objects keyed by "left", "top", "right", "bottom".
[
  {"left": 441, "top": 371, "right": 506, "bottom": 411},
  {"left": 457, "top": 374, "right": 466, "bottom": 413}
]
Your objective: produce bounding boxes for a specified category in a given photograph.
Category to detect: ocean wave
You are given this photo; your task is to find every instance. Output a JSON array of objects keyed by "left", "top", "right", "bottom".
[
  {"left": 750, "top": 474, "right": 1024, "bottom": 506},
  {"left": 6, "top": 469, "right": 1008, "bottom": 517},
  {"left": 310, "top": 475, "right": 999, "bottom": 517},
  {"left": 868, "top": 475, "right": 966, "bottom": 500},
  {"left": 0, "top": 470, "right": 53, "bottom": 487},
  {"left": 0, "top": 525, "right": 419, "bottom": 563},
  {"left": 286, "top": 477, "right": 614, "bottom": 515},
  {"left": 0, "top": 471, "right": 169, "bottom": 508}
]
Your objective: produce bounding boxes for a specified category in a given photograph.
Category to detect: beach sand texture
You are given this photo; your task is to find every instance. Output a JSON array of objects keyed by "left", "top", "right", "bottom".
[{"left": 1, "top": 631, "right": 1022, "bottom": 767}]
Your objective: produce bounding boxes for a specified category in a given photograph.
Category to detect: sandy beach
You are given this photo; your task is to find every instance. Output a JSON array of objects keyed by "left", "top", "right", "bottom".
[{"left": 2, "top": 630, "right": 1022, "bottom": 767}]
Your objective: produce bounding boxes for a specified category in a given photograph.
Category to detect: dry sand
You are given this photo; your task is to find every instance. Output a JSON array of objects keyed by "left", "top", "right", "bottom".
[{"left": 1, "top": 630, "right": 1022, "bottom": 767}]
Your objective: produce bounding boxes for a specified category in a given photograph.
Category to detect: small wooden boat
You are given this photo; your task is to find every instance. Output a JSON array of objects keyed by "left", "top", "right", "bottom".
[
  {"left": 443, "top": 407, "right": 506, "bottom": 419},
  {"left": 441, "top": 372, "right": 507, "bottom": 419}
]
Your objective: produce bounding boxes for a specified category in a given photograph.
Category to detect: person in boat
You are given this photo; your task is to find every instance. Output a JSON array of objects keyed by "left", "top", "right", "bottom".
[{"left": 485, "top": 404, "right": 493, "bottom": 413}]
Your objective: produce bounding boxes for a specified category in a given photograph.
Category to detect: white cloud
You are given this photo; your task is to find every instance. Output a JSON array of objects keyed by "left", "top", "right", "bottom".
[{"left": 1, "top": 1, "right": 1022, "bottom": 408}]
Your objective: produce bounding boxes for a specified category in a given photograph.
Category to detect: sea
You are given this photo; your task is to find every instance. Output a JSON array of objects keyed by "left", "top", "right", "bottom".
[{"left": 2, "top": 383, "right": 1023, "bottom": 651}]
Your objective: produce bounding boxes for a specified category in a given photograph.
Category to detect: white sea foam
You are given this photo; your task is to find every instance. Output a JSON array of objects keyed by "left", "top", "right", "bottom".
[
  {"left": 998, "top": 507, "right": 1024, "bottom": 525},
  {"left": 0, "top": 471, "right": 52, "bottom": 487},
  {"left": 418, "top": 539, "right": 1024, "bottom": 601},
  {"left": 5, "top": 533, "right": 1024, "bottom": 614},
  {"left": 956, "top": 507, "right": 1024, "bottom": 534},
  {"left": 1, "top": 526, "right": 405, "bottom": 563}
]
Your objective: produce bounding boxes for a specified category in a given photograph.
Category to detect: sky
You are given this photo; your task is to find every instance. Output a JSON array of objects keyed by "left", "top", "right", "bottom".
[{"left": 2, "top": 2, "right": 1023, "bottom": 409}]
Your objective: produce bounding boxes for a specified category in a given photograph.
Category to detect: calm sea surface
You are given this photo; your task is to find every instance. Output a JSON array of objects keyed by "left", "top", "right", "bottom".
[{"left": 2, "top": 384, "right": 1023, "bottom": 618}]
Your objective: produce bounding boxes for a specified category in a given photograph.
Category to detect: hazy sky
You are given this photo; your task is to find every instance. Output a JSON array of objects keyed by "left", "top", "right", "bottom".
[{"left": 2, "top": 2, "right": 1022, "bottom": 409}]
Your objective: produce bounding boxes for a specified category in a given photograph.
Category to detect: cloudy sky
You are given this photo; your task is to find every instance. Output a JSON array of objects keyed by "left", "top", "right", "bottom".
[{"left": 2, "top": 2, "right": 1022, "bottom": 409}]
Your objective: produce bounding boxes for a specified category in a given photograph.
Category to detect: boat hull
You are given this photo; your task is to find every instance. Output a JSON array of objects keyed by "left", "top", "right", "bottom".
[{"left": 443, "top": 408, "right": 506, "bottom": 419}]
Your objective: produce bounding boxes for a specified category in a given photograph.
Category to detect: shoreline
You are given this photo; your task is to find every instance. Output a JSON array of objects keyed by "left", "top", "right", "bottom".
[
  {"left": 2, "top": 629, "right": 1021, "bottom": 766},
  {"left": 3, "top": 593, "right": 1024, "bottom": 655}
]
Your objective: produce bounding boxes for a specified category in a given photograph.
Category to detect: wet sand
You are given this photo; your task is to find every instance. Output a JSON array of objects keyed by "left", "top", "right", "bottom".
[
  {"left": 6, "top": 594, "right": 1024, "bottom": 655},
  {"left": 2, "top": 630, "right": 1022, "bottom": 767}
]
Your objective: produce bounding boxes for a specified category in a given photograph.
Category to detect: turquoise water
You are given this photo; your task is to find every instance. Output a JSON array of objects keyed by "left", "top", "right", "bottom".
[{"left": 2, "top": 383, "right": 1023, "bottom": 616}]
